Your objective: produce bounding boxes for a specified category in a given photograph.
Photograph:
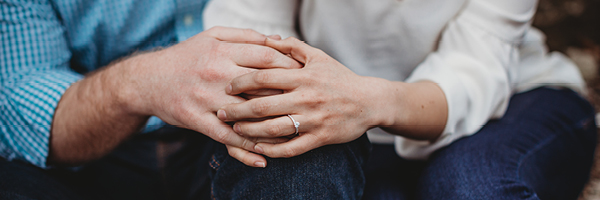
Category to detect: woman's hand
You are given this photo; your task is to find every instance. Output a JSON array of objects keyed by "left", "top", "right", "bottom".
[{"left": 217, "top": 37, "right": 396, "bottom": 158}]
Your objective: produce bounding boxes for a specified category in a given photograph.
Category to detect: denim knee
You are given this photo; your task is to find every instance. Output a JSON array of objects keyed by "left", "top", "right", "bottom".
[{"left": 210, "top": 134, "right": 371, "bottom": 200}]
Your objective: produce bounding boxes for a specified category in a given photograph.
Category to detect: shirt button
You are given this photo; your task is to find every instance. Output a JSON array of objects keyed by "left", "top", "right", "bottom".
[{"left": 183, "top": 14, "right": 194, "bottom": 26}]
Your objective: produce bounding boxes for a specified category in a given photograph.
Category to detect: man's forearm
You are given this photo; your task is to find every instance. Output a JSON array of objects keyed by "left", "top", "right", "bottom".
[{"left": 48, "top": 55, "right": 148, "bottom": 167}]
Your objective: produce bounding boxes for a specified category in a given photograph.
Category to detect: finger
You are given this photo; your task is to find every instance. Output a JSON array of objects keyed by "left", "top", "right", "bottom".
[
  {"left": 217, "top": 93, "right": 300, "bottom": 121},
  {"left": 265, "top": 37, "right": 320, "bottom": 64},
  {"left": 209, "top": 93, "right": 247, "bottom": 112},
  {"left": 234, "top": 115, "right": 306, "bottom": 138},
  {"left": 204, "top": 26, "right": 267, "bottom": 45},
  {"left": 254, "top": 134, "right": 323, "bottom": 158},
  {"left": 226, "top": 69, "right": 302, "bottom": 95},
  {"left": 226, "top": 145, "right": 267, "bottom": 168},
  {"left": 227, "top": 43, "right": 303, "bottom": 69},
  {"left": 190, "top": 114, "right": 257, "bottom": 152}
]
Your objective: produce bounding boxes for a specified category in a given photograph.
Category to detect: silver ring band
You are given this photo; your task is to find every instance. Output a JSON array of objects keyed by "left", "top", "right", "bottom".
[{"left": 287, "top": 114, "right": 300, "bottom": 135}]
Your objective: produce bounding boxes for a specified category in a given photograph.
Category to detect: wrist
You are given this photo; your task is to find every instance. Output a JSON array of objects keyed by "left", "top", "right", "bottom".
[
  {"left": 360, "top": 77, "right": 405, "bottom": 128},
  {"left": 104, "top": 52, "right": 157, "bottom": 117},
  {"left": 377, "top": 81, "right": 448, "bottom": 140}
]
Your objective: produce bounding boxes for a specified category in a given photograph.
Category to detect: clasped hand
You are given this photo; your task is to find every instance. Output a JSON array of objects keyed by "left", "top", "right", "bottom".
[{"left": 218, "top": 37, "right": 393, "bottom": 167}]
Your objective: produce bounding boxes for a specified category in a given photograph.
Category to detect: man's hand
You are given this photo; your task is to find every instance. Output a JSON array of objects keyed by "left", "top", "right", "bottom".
[
  {"left": 49, "top": 27, "right": 301, "bottom": 166},
  {"left": 124, "top": 28, "right": 301, "bottom": 151}
]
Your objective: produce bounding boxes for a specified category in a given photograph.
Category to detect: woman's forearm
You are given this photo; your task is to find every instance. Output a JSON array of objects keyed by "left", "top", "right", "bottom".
[{"left": 375, "top": 80, "right": 448, "bottom": 142}]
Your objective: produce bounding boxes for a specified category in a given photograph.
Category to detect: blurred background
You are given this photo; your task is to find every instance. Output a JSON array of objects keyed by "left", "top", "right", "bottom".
[{"left": 532, "top": 0, "right": 600, "bottom": 199}]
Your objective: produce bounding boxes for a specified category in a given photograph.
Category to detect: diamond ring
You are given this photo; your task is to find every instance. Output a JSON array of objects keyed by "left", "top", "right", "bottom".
[{"left": 287, "top": 114, "right": 300, "bottom": 136}]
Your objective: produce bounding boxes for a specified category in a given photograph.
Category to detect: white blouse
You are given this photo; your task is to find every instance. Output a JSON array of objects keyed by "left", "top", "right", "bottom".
[{"left": 203, "top": 0, "right": 586, "bottom": 160}]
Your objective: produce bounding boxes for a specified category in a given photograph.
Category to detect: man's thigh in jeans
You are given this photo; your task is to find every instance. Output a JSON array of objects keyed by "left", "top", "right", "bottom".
[
  {"left": 0, "top": 158, "right": 86, "bottom": 200},
  {"left": 0, "top": 127, "right": 216, "bottom": 200},
  {"left": 210, "top": 134, "right": 371, "bottom": 200}
]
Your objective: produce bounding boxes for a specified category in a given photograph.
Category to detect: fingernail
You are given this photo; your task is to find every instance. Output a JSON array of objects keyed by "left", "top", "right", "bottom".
[
  {"left": 226, "top": 84, "right": 232, "bottom": 94},
  {"left": 234, "top": 123, "right": 241, "bottom": 133},
  {"left": 255, "top": 161, "right": 266, "bottom": 168},
  {"left": 254, "top": 145, "right": 264, "bottom": 154},
  {"left": 217, "top": 109, "right": 227, "bottom": 120}
]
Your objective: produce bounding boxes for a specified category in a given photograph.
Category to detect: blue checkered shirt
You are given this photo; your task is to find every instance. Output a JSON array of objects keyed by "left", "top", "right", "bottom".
[{"left": 1, "top": 0, "right": 208, "bottom": 168}]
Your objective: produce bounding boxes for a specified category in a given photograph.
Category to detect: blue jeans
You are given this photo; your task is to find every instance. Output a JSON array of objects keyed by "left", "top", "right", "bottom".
[
  {"left": 210, "top": 134, "right": 370, "bottom": 199},
  {"left": 363, "top": 87, "right": 597, "bottom": 200},
  {"left": 0, "top": 125, "right": 370, "bottom": 200},
  {"left": 0, "top": 87, "right": 595, "bottom": 200}
]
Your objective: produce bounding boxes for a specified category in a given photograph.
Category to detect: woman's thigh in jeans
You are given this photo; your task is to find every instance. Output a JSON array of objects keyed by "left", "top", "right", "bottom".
[
  {"left": 418, "top": 88, "right": 597, "bottom": 200},
  {"left": 210, "top": 134, "right": 371, "bottom": 200}
]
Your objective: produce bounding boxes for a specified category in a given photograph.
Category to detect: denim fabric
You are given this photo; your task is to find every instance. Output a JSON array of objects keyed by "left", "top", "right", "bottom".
[
  {"left": 0, "top": 127, "right": 216, "bottom": 200},
  {"left": 210, "top": 134, "right": 371, "bottom": 200},
  {"left": 363, "top": 87, "right": 597, "bottom": 200},
  {"left": 0, "top": 128, "right": 370, "bottom": 200}
]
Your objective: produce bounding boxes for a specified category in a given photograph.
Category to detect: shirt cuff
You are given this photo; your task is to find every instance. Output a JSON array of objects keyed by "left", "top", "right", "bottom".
[
  {"left": 1, "top": 68, "right": 82, "bottom": 168},
  {"left": 395, "top": 53, "right": 472, "bottom": 160},
  {"left": 140, "top": 116, "right": 166, "bottom": 133}
]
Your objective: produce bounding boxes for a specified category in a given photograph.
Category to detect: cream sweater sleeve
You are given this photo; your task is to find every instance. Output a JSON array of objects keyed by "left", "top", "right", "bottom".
[
  {"left": 397, "top": 0, "right": 539, "bottom": 159},
  {"left": 203, "top": 0, "right": 299, "bottom": 39}
]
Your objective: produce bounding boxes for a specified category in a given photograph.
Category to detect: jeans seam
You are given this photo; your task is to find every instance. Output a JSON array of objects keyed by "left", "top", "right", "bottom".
[
  {"left": 211, "top": 183, "right": 216, "bottom": 200},
  {"left": 210, "top": 152, "right": 225, "bottom": 200},
  {"left": 514, "top": 113, "right": 588, "bottom": 181},
  {"left": 515, "top": 133, "right": 557, "bottom": 181}
]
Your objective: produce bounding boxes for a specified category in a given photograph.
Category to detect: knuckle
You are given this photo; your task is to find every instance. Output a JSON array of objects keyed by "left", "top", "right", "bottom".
[
  {"left": 299, "top": 91, "right": 323, "bottom": 107},
  {"left": 210, "top": 26, "right": 225, "bottom": 32},
  {"left": 227, "top": 108, "right": 238, "bottom": 119},
  {"left": 240, "top": 138, "right": 252, "bottom": 150},
  {"left": 213, "top": 42, "right": 229, "bottom": 54},
  {"left": 282, "top": 147, "right": 297, "bottom": 158},
  {"left": 240, "top": 29, "right": 258, "bottom": 39},
  {"left": 214, "top": 130, "right": 231, "bottom": 143},
  {"left": 172, "top": 103, "right": 193, "bottom": 120},
  {"left": 317, "top": 132, "right": 332, "bottom": 143},
  {"left": 252, "top": 71, "right": 271, "bottom": 85},
  {"left": 266, "top": 125, "right": 282, "bottom": 136},
  {"left": 250, "top": 100, "right": 270, "bottom": 116},
  {"left": 260, "top": 50, "right": 277, "bottom": 66},
  {"left": 242, "top": 28, "right": 254, "bottom": 34},
  {"left": 310, "top": 93, "right": 327, "bottom": 106},
  {"left": 286, "top": 37, "right": 301, "bottom": 43},
  {"left": 205, "top": 26, "right": 223, "bottom": 36},
  {"left": 199, "top": 67, "right": 227, "bottom": 82}
]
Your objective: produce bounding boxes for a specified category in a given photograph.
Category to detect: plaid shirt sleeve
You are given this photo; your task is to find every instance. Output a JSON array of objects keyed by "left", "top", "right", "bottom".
[{"left": 1, "top": 0, "right": 83, "bottom": 168}]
